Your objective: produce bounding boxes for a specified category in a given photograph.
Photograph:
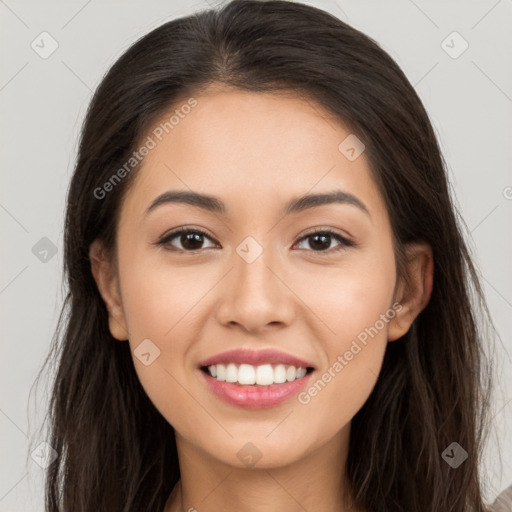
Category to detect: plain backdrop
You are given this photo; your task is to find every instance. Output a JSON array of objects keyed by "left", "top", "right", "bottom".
[{"left": 1, "top": 0, "right": 511, "bottom": 510}]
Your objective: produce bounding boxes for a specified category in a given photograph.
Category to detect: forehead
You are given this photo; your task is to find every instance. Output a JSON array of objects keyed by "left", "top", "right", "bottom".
[{"left": 120, "top": 88, "right": 388, "bottom": 227}]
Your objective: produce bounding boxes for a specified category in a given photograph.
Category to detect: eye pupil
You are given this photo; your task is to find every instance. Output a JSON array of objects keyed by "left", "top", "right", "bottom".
[
  {"left": 309, "top": 234, "right": 331, "bottom": 251},
  {"left": 182, "top": 232, "right": 204, "bottom": 250}
]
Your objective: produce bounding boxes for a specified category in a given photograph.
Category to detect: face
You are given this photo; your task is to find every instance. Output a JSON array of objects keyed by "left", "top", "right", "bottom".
[{"left": 91, "top": 86, "right": 432, "bottom": 470}]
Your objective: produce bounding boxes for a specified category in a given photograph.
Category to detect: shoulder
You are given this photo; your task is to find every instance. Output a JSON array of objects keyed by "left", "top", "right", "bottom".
[{"left": 488, "top": 483, "right": 512, "bottom": 511}]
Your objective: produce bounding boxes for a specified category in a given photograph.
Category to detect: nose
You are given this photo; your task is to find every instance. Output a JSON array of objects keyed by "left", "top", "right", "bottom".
[{"left": 215, "top": 243, "right": 296, "bottom": 333}]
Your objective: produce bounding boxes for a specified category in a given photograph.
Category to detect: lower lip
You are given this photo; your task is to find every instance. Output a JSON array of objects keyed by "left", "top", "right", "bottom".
[{"left": 199, "top": 369, "right": 314, "bottom": 409}]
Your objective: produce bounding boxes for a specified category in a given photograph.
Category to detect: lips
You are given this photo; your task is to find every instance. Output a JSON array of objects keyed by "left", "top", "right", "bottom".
[
  {"left": 200, "top": 369, "right": 314, "bottom": 409},
  {"left": 198, "top": 348, "right": 316, "bottom": 369}
]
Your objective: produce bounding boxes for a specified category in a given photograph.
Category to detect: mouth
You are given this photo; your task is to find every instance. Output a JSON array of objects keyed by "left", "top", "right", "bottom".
[
  {"left": 200, "top": 363, "right": 315, "bottom": 386},
  {"left": 197, "top": 348, "right": 316, "bottom": 408}
]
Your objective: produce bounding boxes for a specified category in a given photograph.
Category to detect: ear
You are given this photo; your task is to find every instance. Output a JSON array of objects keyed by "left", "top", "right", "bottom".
[
  {"left": 89, "top": 239, "right": 129, "bottom": 341},
  {"left": 388, "top": 241, "right": 434, "bottom": 342}
]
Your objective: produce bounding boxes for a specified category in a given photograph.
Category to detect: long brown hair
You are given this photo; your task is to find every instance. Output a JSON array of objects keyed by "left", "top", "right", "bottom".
[{"left": 30, "top": 1, "right": 498, "bottom": 510}]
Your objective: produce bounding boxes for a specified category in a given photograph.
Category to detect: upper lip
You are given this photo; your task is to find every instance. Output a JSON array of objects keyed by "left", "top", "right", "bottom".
[{"left": 198, "top": 349, "right": 315, "bottom": 369}]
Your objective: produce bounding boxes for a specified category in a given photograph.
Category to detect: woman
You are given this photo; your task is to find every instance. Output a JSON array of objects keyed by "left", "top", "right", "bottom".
[{"left": 31, "top": 0, "right": 508, "bottom": 510}]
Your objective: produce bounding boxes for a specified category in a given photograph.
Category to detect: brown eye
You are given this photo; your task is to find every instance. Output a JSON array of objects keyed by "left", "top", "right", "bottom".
[
  {"left": 157, "top": 229, "right": 217, "bottom": 252},
  {"left": 155, "top": 227, "right": 355, "bottom": 254},
  {"left": 295, "top": 230, "right": 354, "bottom": 253}
]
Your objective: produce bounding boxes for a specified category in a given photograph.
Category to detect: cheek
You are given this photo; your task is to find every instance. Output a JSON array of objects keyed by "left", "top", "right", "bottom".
[
  {"left": 293, "top": 245, "right": 396, "bottom": 413},
  {"left": 117, "top": 255, "right": 208, "bottom": 426},
  {"left": 115, "top": 248, "right": 199, "bottom": 385},
  {"left": 119, "top": 251, "right": 209, "bottom": 343},
  {"left": 293, "top": 245, "right": 396, "bottom": 345}
]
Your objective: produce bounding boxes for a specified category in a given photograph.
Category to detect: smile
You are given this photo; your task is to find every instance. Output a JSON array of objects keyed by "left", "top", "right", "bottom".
[
  {"left": 198, "top": 348, "right": 316, "bottom": 409},
  {"left": 201, "top": 363, "right": 313, "bottom": 386}
]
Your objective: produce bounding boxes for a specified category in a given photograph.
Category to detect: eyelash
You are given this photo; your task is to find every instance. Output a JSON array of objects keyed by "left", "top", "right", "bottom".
[{"left": 154, "top": 227, "right": 356, "bottom": 255}]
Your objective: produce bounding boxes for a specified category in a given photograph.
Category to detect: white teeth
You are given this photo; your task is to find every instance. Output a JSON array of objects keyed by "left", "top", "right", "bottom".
[
  {"left": 286, "top": 366, "right": 296, "bottom": 381},
  {"left": 274, "top": 364, "right": 287, "bottom": 383},
  {"left": 296, "top": 367, "right": 307, "bottom": 378},
  {"left": 216, "top": 364, "right": 226, "bottom": 381},
  {"left": 226, "top": 363, "right": 238, "bottom": 383},
  {"left": 238, "top": 364, "right": 256, "bottom": 385},
  {"left": 255, "top": 364, "right": 273, "bottom": 386},
  {"left": 205, "top": 363, "right": 310, "bottom": 386}
]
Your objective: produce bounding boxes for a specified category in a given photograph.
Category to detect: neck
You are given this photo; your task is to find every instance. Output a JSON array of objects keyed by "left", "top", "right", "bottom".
[{"left": 164, "top": 425, "right": 362, "bottom": 512}]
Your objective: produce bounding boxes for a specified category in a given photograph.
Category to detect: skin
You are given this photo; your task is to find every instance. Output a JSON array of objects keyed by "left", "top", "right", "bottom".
[{"left": 90, "top": 85, "right": 433, "bottom": 512}]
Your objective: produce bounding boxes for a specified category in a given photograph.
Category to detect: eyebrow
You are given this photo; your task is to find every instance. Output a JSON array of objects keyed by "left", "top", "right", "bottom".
[{"left": 145, "top": 189, "right": 370, "bottom": 218}]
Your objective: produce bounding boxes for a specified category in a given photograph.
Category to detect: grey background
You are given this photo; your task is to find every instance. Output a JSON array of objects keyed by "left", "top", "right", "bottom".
[{"left": 1, "top": 0, "right": 511, "bottom": 509}]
